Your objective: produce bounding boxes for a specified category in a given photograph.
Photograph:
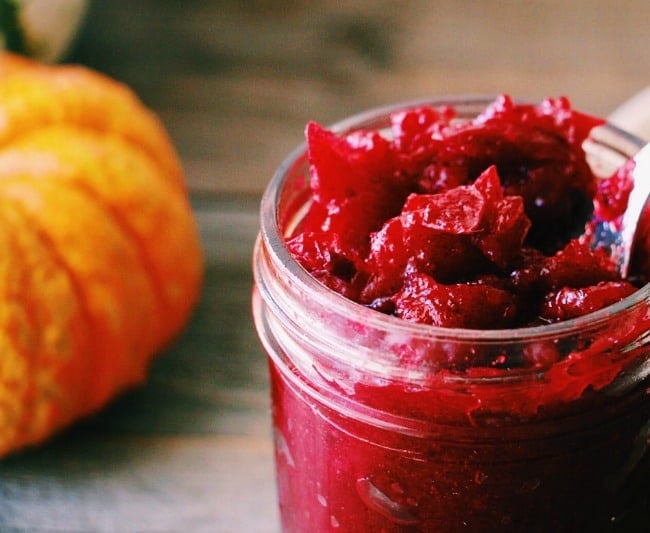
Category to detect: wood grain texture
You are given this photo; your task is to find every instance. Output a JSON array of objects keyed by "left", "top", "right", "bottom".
[
  {"left": 0, "top": 435, "right": 276, "bottom": 532},
  {"left": 1, "top": 0, "right": 649, "bottom": 531},
  {"left": 68, "top": 0, "right": 650, "bottom": 195}
]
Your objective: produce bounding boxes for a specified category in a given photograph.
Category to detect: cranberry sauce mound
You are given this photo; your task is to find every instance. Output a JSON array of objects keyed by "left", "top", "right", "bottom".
[
  {"left": 286, "top": 95, "right": 646, "bottom": 330},
  {"left": 256, "top": 96, "right": 650, "bottom": 531}
]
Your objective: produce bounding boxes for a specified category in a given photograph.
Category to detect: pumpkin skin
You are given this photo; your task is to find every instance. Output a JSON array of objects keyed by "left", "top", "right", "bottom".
[{"left": 0, "top": 52, "right": 203, "bottom": 456}]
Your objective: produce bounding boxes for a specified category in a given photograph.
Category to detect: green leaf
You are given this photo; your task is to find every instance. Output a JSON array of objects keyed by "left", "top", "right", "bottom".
[{"left": 0, "top": 0, "right": 26, "bottom": 54}]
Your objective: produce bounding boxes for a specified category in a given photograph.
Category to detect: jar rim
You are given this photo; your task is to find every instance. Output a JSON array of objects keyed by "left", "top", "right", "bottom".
[{"left": 259, "top": 95, "right": 650, "bottom": 344}]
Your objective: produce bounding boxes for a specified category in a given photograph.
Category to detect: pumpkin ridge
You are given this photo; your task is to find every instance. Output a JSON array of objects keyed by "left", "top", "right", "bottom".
[
  {"left": 0, "top": 179, "right": 160, "bottom": 406},
  {"left": 46, "top": 170, "right": 172, "bottom": 350},
  {"left": 1, "top": 206, "right": 53, "bottom": 450},
  {"left": 0, "top": 336, "right": 30, "bottom": 455},
  {"left": 0, "top": 125, "right": 203, "bottom": 346},
  {"left": 0, "top": 202, "right": 96, "bottom": 450},
  {"left": 0, "top": 216, "right": 33, "bottom": 454},
  {"left": 0, "top": 61, "right": 185, "bottom": 190}
]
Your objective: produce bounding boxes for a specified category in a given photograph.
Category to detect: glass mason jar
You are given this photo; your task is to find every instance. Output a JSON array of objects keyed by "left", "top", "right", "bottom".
[{"left": 252, "top": 97, "right": 650, "bottom": 532}]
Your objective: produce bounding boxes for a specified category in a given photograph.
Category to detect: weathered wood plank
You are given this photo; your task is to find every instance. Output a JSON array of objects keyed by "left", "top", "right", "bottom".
[
  {"left": 0, "top": 434, "right": 278, "bottom": 532},
  {"left": 68, "top": 0, "right": 650, "bottom": 195}
]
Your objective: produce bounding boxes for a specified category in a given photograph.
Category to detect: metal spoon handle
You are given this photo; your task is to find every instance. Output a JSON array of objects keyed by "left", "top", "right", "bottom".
[
  {"left": 609, "top": 86, "right": 650, "bottom": 141},
  {"left": 621, "top": 144, "right": 650, "bottom": 277}
]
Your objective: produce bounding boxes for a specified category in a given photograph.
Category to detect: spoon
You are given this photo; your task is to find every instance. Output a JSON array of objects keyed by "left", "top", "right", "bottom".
[
  {"left": 587, "top": 92, "right": 650, "bottom": 279},
  {"left": 618, "top": 144, "right": 650, "bottom": 278},
  {"left": 589, "top": 142, "right": 650, "bottom": 278}
]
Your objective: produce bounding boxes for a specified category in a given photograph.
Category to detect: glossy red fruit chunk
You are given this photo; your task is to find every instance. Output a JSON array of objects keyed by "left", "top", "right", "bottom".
[
  {"left": 469, "top": 166, "right": 531, "bottom": 269},
  {"left": 389, "top": 105, "right": 456, "bottom": 182},
  {"left": 393, "top": 273, "right": 519, "bottom": 328},
  {"left": 361, "top": 217, "right": 486, "bottom": 303},
  {"left": 541, "top": 281, "right": 638, "bottom": 321},
  {"left": 286, "top": 231, "right": 365, "bottom": 300},
  {"left": 539, "top": 239, "right": 619, "bottom": 290},
  {"left": 400, "top": 185, "right": 486, "bottom": 234},
  {"left": 304, "top": 121, "right": 408, "bottom": 251}
]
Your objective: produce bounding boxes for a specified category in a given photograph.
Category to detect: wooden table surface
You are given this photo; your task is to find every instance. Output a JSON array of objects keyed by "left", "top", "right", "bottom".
[{"left": 1, "top": 1, "right": 649, "bottom": 531}]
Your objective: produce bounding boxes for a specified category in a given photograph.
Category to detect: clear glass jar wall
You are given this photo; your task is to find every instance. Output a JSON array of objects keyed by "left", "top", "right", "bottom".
[{"left": 253, "top": 98, "right": 650, "bottom": 532}]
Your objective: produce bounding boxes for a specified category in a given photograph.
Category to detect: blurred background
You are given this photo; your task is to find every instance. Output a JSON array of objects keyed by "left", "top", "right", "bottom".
[
  {"left": 68, "top": 0, "right": 650, "bottom": 196},
  {"left": 1, "top": 1, "right": 649, "bottom": 531}
]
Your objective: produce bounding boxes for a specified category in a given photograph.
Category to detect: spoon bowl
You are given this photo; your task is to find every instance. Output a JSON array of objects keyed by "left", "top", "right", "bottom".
[{"left": 589, "top": 142, "right": 650, "bottom": 278}]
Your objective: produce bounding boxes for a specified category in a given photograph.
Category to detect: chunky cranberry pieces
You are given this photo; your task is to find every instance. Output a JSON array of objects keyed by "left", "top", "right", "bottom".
[{"left": 286, "top": 95, "right": 644, "bottom": 330}]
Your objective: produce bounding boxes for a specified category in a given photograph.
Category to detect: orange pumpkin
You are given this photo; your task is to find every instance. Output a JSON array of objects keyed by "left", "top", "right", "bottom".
[{"left": 0, "top": 52, "right": 203, "bottom": 456}]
